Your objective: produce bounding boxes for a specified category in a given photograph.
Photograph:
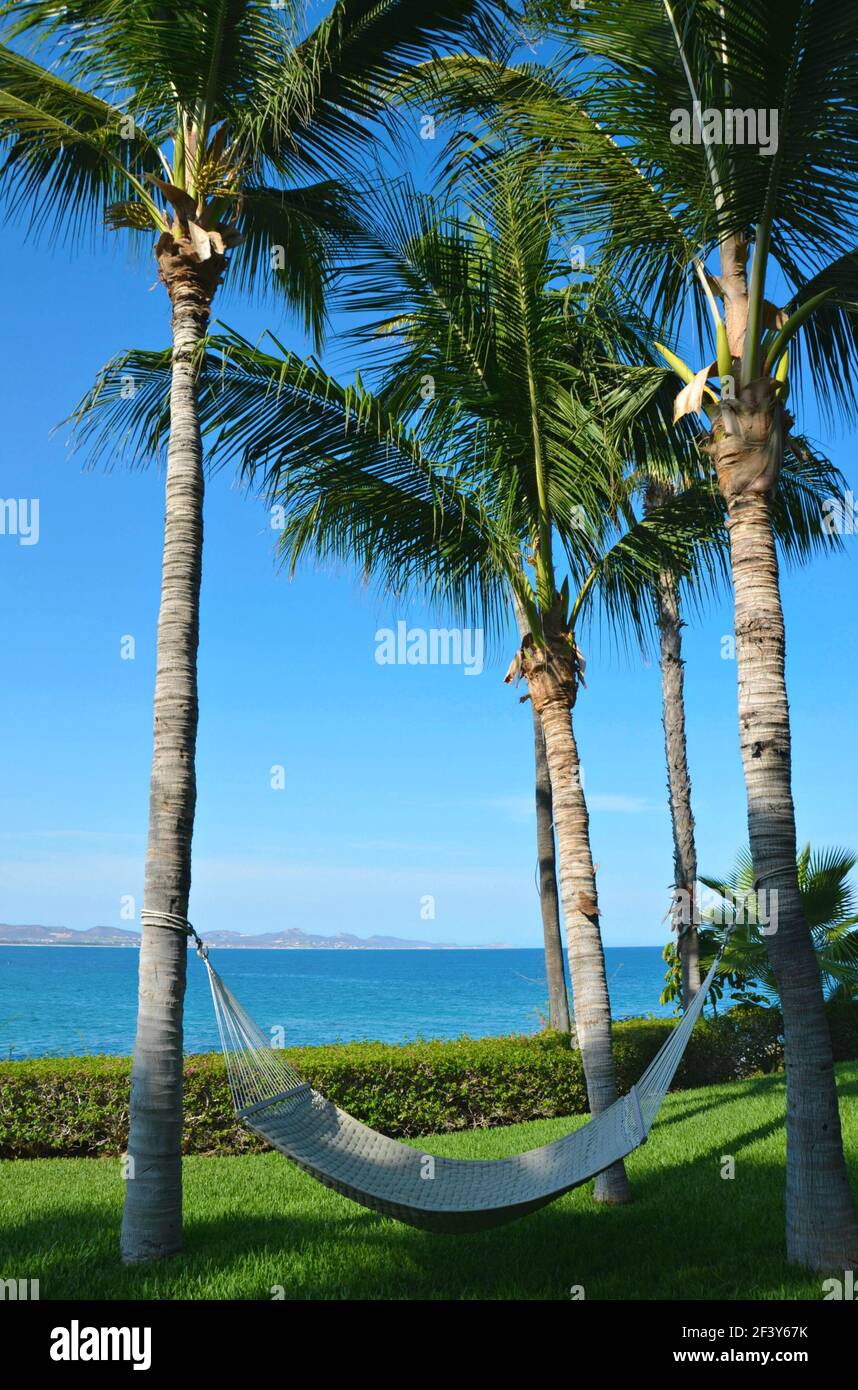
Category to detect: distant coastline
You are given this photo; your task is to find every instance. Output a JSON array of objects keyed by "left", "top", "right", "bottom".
[
  {"left": 0, "top": 942, "right": 509, "bottom": 950},
  {"left": 0, "top": 923, "right": 511, "bottom": 951}
]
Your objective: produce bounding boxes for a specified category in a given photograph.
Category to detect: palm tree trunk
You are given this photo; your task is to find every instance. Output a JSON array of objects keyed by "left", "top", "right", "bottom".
[
  {"left": 523, "top": 613, "right": 630, "bottom": 1203},
  {"left": 530, "top": 704, "right": 573, "bottom": 1033},
  {"left": 652, "top": 551, "right": 701, "bottom": 1007},
  {"left": 645, "top": 483, "right": 700, "bottom": 1007},
  {"left": 121, "top": 242, "right": 223, "bottom": 1263},
  {"left": 710, "top": 382, "right": 858, "bottom": 1269},
  {"left": 514, "top": 595, "right": 572, "bottom": 1033}
]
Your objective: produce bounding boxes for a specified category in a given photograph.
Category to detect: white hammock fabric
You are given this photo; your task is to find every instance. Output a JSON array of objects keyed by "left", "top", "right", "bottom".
[{"left": 203, "top": 951, "right": 721, "bottom": 1233}]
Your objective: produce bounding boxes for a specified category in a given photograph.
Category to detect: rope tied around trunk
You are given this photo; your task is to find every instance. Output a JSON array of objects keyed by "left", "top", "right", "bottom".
[
  {"left": 140, "top": 909, "right": 209, "bottom": 959},
  {"left": 141, "top": 910, "right": 303, "bottom": 1108}
]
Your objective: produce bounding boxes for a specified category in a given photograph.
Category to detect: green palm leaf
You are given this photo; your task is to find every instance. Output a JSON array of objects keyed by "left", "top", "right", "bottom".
[{"left": 695, "top": 843, "right": 858, "bottom": 1004}]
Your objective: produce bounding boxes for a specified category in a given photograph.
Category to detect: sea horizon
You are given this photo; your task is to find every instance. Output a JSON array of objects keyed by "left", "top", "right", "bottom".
[
  {"left": 0, "top": 939, "right": 666, "bottom": 950},
  {"left": 1, "top": 944, "right": 678, "bottom": 1060}
]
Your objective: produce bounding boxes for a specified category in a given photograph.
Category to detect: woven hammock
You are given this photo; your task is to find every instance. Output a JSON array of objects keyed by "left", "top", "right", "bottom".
[{"left": 200, "top": 949, "right": 721, "bottom": 1234}]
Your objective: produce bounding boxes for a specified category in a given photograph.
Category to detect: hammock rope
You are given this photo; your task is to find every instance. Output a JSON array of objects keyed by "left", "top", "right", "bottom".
[
  {"left": 140, "top": 908, "right": 728, "bottom": 1232},
  {"left": 203, "top": 929, "right": 727, "bottom": 1232}
]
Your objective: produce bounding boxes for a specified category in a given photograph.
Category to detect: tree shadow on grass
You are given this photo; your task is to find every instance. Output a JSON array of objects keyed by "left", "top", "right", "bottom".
[
  {"left": 4, "top": 1153, "right": 815, "bottom": 1303},
  {"left": 656, "top": 1086, "right": 766, "bottom": 1129},
  {"left": 659, "top": 1069, "right": 857, "bottom": 1136},
  {"left": 8, "top": 1066, "right": 856, "bottom": 1302},
  {"left": 178, "top": 1155, "right": 819, "bottom": 1301},
  {"left": 679, "top": 1074, "right": 858, "bottom": 1165}
]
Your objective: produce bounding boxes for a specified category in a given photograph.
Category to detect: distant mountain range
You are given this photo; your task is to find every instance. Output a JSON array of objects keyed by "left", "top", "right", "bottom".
[{"left": 0, "top": 923, "right": 507, "bottom": 950}]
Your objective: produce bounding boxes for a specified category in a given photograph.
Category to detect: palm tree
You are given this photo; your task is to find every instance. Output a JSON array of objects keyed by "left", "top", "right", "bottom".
[
  {"left": 0, "top": 0, "right": 499, "bottom": 1263},
  {"left": 75, "top": 157, "right": 733, "bottom": 1202},
  {"left": 643, "top": 478, "right": 701, "bottom": 1007},
  {"left": 525, "top": 640, "right": 572, "bottom": 1033},
  {"left": 404, "top": 0, "right": 858, "bottom": 1269},
  {"left": 554, "top": 0, "right": 858, "bottom": 1268},
  {"left": 508, "top": 592, "right": 570, "bottom": 1032},
  {"left": 641, "top": 446, "right": 841, "bottom": 1011},
  {"left": 663, "top": 844, "right": 858, "bottom": 1009}
]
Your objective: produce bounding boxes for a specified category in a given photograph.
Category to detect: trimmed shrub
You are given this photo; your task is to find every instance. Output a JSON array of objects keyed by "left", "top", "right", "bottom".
[{"left": 1, "top": 1000, "right": 855, "bottom": 1159}]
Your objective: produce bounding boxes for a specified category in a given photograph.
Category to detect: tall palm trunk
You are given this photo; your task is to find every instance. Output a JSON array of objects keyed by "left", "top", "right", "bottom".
[
  {"left": 531, "top": 705, "right": 573, "bottom": 1033},
  {"left": 707, "top": 255, "right": 858, "bottom": 1264},
  {"left": 515, "top": 596, "right": 572, "bottom": 1032},
  {"left": 523, "top": 609, "right": 630, "bottom": 1202},
  {"left": 722, "top": 479, "right": 858, "bottom": 1268},
  {"left": 645, "top": 484, "right": 700, "bottom": 1009},
  {"left": 121, "top": 240, "right": 224, "bottom": 1263}
]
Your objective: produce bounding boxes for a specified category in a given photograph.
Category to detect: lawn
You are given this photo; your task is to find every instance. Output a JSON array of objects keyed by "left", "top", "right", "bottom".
[{"left": 2, "top": 1063, "right": 857, "bottom": 1301}]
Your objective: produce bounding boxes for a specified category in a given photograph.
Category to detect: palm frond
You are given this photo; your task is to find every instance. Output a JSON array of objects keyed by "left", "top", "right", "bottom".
[
  {"left": 570, "top": 478, "right": 727, "bottom": 650},
  {"left": 700, "top": 840, "right": 858, "bottom": 1003},
  {"left": 774, "top": 247, "right": 858, "bottom": 423},
  {"left": 241, "top": 0, "right": 506, "bottom": 175},
  {"left": 774, "top": 434, "right": 846, "bottom": 564},
  {"left": 228, "top": 179, "right": 362, "bottom": 342},
  {"left": 2, "top": 1, "right": 295, "bottom": 128},
  {"left": 0, "top": 43, "right": 165, "bottom": 237}
]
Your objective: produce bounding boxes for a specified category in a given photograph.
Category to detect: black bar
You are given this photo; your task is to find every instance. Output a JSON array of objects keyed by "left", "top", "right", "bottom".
[{"left": 4, "top": 1295, "right": 853, "bottom": 1375}]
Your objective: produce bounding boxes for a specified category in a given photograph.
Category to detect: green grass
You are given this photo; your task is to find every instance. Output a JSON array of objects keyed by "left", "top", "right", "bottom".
[{"left": 2, "top": 1063, "right": 857, "bottom": 1301}]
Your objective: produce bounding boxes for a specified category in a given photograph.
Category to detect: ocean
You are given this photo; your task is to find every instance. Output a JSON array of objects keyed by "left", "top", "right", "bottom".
[{"left": 0, "top": 944, "right": 678, "bottom": 1060}]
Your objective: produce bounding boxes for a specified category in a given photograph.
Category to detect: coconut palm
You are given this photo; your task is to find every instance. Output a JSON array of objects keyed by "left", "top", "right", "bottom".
[
  {"left": 663, "top": 845, "right": 858, "bottom": 1009},
  {"left": 642, "top": 478, "right": 701, "bottom": 1006},
  {"left": 522, "top": 617, "right": 572, "bottom": 1033},
  {"left": 640, "top": 445, "right": 842, "bottom": 1011},
  {"left": 73, "top": 155, "right": 737, "bottom": 1202},
  {"left": 309, "top": 170, "right": 726, "bottom": 1184},
  {"left": 553, "top": 0, "right": 858, "bottom": 1269},
  {"left": 400, "top": 0, "right": 858, "bottom": 1268},
  {"left": 492, "top": 588, "right": 569, "bottom": 1032},
  {"left": 0, "top": 0, "right": 500, "bottom": 1263}
]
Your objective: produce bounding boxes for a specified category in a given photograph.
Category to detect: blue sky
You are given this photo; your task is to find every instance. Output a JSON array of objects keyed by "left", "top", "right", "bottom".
[{"left": 1, "top": 103, "right": 857, "bottom": 949}]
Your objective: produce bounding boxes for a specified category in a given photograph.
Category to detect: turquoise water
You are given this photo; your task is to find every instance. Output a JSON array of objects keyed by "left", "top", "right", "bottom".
[{"left": 0, "top": 945, "right": 677, "bottom": 1059}]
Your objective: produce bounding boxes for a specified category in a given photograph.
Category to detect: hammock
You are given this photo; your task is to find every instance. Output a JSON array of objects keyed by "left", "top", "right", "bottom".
[{"left": 186, "top": 930, "right": 722, "bottom": 1235}]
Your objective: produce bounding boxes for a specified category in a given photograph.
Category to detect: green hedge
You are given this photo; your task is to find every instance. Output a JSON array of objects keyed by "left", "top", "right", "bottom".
[{"left": 2, "top": 1002, "right": 856, "bottom": 1159}]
